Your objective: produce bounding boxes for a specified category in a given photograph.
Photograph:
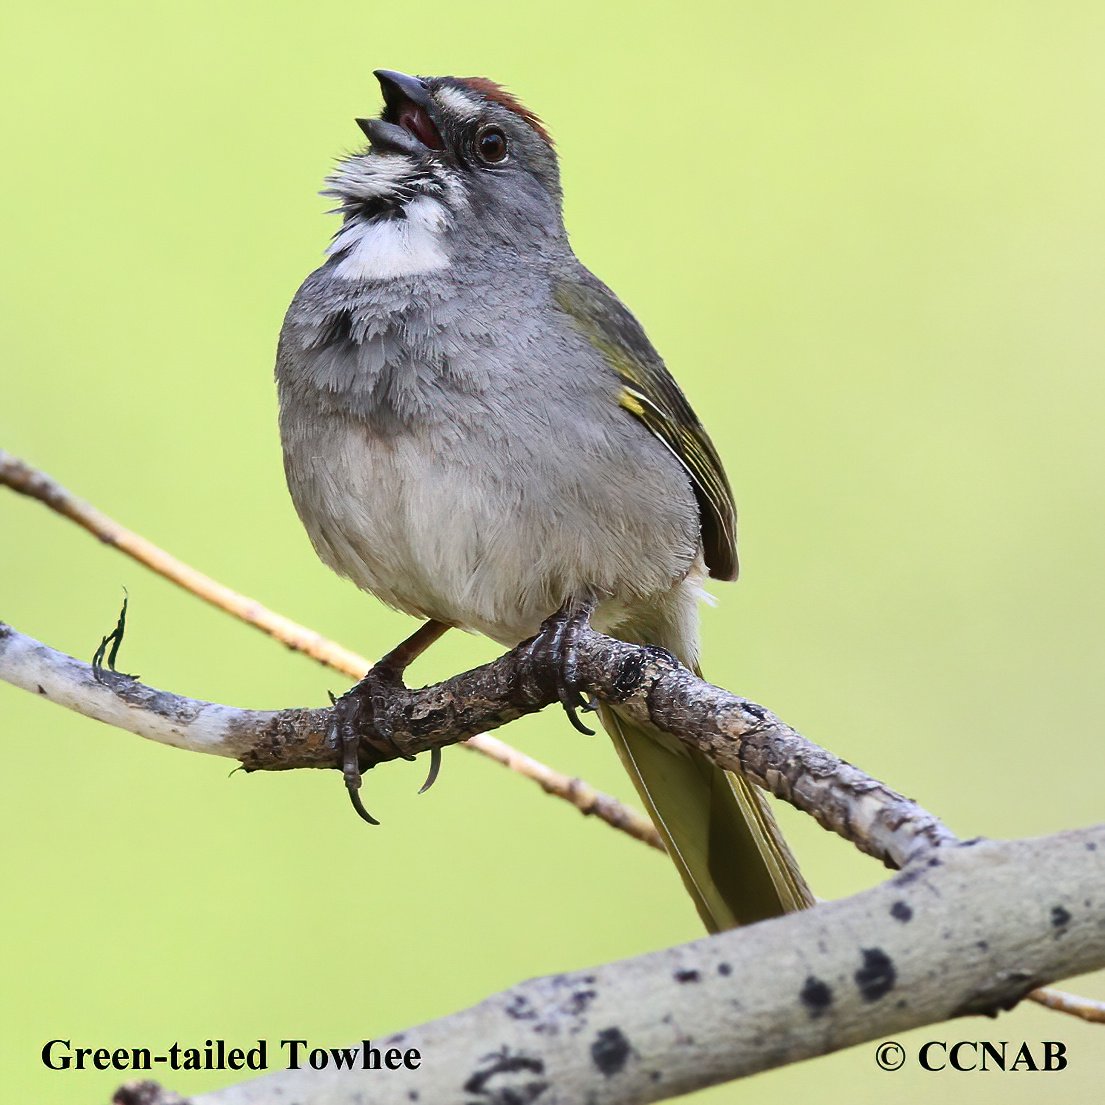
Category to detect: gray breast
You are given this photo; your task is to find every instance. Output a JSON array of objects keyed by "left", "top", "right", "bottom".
[{"left": 275, "top": 262, "right": 701, "bottom": 644}]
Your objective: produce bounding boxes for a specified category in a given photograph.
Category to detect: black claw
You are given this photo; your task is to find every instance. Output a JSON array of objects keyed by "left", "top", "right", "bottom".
[
  {"left": 564, "top": 704, "right": 596, "bottom": 736},
  {"left": 417, "top": 747, "right": 442, "bottom": 795},
  {"left": 330, "top": 707, "right": 376, "bottom": 825},
  {"left": 330, "top": 660, "right": 425, "bottom": 823},
  {"left": 347, "top": 784, "right": 380, "bottom": 825},
  {"left": 327, "top": 622, "right": 451, "bottom": 823}
]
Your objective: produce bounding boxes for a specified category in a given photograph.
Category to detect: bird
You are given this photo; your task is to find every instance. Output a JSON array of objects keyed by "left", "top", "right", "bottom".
[{"left": 275, "top": 69, "right": 813, "bottom": 931}]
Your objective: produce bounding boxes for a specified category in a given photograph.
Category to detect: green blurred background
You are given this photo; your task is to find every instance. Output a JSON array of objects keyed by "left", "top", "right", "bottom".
[{"left": 2, "top": 1, "right": 1103, "bottom": 1101}]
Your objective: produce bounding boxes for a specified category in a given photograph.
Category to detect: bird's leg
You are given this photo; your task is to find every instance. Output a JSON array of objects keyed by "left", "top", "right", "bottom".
[
  {"left": 526, "top": 596, "right": 598, "bottom": 736},
  {"left": 329, "top": 619, "right": 450, "bottom": 825}
]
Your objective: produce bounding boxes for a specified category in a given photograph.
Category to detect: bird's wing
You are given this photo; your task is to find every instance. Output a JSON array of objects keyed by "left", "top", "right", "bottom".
[{"left": 553, "top": 271, "right": 738, "bottom": 581}]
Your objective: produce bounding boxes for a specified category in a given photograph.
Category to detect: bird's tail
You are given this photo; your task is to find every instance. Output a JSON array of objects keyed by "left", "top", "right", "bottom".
[{"left": 598, "top": 679, "right": 812, "bottom": 931}]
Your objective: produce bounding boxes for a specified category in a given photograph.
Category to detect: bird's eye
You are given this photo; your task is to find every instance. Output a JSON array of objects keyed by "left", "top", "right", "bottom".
[{"left": 476, "top": 126, "right": 508, "bottom": 164}]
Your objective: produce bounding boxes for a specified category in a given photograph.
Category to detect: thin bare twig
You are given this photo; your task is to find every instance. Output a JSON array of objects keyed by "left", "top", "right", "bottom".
[
  {"left": 1025, "top": 985, "right": 1105, "bottom": 1023},
  {"left": 0, "top": 449, "right": 661, "bottom": 849},
  {"left": 457, "top": 731, "right": 663, "bottom": 849}
]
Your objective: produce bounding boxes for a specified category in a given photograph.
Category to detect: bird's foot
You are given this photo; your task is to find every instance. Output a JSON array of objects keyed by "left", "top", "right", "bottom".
[
  {"left": 329, "top": 620, "right": 449, "bottom": 824},
  {"left": 328, "top": 666, "right": 401, "bottom": 826},
  {"left": 528, "top": 597, "right": 598, "bottom": 735}
]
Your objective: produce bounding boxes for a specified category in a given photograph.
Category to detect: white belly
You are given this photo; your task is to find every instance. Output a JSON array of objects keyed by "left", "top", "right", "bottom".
[
  {"left": 282, "top": 411, "right": 701, "bottom": 648},
  {"left": 285, "top": 418, "right": 559, "bottom": 643}
]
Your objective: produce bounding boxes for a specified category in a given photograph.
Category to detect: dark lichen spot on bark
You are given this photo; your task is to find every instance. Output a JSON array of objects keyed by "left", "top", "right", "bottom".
[
  {"left": 717, "top": 962, "right": 732, "bottom": 976},
  {"left": 855, "top": 947, "right": 896, "bottom": 1002},
  {"left": 1087, "top": 841, "right": 1098, "bottom": 851},
  {"left": 927, "top": 856, "right": 942, "bottom": 867},
  {"left": 36, "top": 684, "right": 46, "bottom": 695},
  {"left": 408, "top": 1093, "right": 419, "bottom": 1102},
  {"left": 673, "top": 968, "right": 701, "bottom": 984},
  {"left": 1051, "top": 905, "right": 1072, "bottom": 930},
  {"left": 800, "top": 975, "right": 833, "bottom": 1017},
  {"left": 591, "top": 1027, "right": 632, "bottom": 1077},
  {"left": 650, "top": 1071, "right": 662, "bottom": 1083},
  {"left": 505, "top": 993, "right": 538, "bottom": 1021},
  {"left": 890, "top": 900, "right": 913, "bottom": 923},
  {"left": 111, "top": 1084, "right": 162, "bottom": 1105},
  {"left": 976, "top": 940, "right": 989, "bottom": 952},
  {"left": 893, "top": 866, "right": 924, "bottom": 888},
  {"left": 567, "top": 989, "right": 597, "bottom": 1015},
  {"left": 463, "top": 1050, "right": 546, "bottom": 1098}
]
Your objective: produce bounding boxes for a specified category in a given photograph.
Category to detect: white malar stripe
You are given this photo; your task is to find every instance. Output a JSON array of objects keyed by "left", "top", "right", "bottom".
[
  {"left": 329, "top": 197, "right": 450, "bottom": 281},
  {"left": 435, "top": 86, "right": 481, "bottom": 121}
]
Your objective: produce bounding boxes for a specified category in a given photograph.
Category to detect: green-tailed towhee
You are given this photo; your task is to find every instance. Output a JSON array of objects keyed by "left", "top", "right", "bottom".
[{"left": 276, "top": 70, "right": 813, "bottom": 931}]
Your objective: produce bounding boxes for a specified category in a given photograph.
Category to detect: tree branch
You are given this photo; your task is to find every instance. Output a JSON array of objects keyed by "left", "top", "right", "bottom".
[
  {"left": 0, "top": 449, "right": 662, "bottom": 849},
  {"left": 0, "top": 619, "right": 953, "bottom": 870},
  {"left": 110, "top": 825, "right": 1105, "bottom": 1105}
]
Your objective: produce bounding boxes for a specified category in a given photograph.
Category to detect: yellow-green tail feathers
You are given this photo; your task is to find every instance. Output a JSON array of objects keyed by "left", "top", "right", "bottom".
[{"left": 598, "top": 698, "right": 813, "bottom": 932}]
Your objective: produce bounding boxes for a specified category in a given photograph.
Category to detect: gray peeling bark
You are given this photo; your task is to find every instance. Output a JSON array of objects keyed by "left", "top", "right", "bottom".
[
  {"left": 110, "top": 826, "right": 1104, "bottom": 1105},
  {"left": 1, "top": 620, "right": 953, "bottom": 870}
]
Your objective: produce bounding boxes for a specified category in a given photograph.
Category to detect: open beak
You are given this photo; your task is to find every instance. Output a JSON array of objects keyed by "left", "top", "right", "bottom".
[{"left": 356, "top": 69, "right": 444, "bottom": 155}]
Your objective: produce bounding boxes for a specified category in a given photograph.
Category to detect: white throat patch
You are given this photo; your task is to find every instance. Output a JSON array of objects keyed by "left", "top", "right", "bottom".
[{"left": 328, "top": 196, "right": 450, "bottom": 281}]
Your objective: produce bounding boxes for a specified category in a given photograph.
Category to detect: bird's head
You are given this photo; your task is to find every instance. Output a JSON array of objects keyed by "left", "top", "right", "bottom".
[{"left": 324, "top": 70, "right": 563, "bottom": 270}]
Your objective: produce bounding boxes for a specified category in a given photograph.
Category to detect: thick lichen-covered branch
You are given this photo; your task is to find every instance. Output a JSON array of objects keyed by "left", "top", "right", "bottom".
[{"left": 112, "top": 825, "right": 1105, "bottom": 1105}]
